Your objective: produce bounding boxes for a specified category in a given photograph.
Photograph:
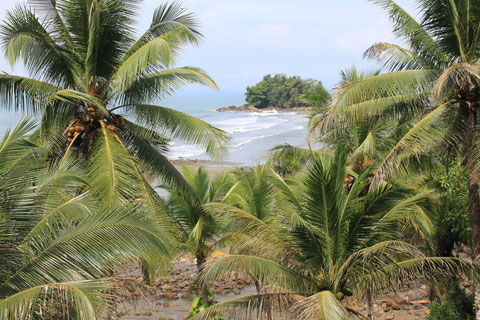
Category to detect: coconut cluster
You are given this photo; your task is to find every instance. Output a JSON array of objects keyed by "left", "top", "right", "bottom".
[
  {"left": 344, "top": 157, "right": 376, "bottom": 191},
  {"left": 64, "top": 106, "right": 126, "bottom": 148}
]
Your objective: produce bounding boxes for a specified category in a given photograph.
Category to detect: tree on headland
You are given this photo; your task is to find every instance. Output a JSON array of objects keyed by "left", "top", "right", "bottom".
[
  {"left": 0, "top": 0, "right": 229, "bottom": 196},
  {"left": 245, "top": 74, "right": 328, "bottom": 109}
]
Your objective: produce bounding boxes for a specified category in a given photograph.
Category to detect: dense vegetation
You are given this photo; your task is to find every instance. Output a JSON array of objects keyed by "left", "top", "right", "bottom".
[
  {"left": 1, "top": 0, "right": 480, "bottom": 320},
  {"left": 245, "top": 74, "right": 328, "bottom": 109}
]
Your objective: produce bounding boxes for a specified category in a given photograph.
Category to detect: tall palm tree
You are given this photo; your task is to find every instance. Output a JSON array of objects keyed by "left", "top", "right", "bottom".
[
  {"left": 313, "top": 1, "right": 480, "bottom": 286},
  {"left": 0, "top": 0, "right": 229, "bottom": 196},
  {"left": 0, "top": 119, "right": 177, "bottom": 319},
  {"left": 192, "top": 149, "right": 470, "bottom": 320}
]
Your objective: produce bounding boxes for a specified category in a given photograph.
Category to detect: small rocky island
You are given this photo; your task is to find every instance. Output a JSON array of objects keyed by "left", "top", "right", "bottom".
[{"left": 216, "top": 73, "right": 328, "bottom": 112}]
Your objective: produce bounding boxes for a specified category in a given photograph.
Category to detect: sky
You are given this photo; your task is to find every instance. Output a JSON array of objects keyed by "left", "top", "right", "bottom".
[{"left": 0, "top": 0, "right": 418, "bottom": 98}]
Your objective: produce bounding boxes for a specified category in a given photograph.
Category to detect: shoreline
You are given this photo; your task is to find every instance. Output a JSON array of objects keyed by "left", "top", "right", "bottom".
[
  {"left": 170, "top": 159, "right": 246, "bottom": 178},
  {"left": 169, "top": 159, "right": 244, "bottom": 167},
  {"left": 215, "top": 104, "right": 312, "bottom": 113}
]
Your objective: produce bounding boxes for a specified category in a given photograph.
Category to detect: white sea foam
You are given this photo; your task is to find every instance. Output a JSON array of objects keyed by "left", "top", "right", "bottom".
[
  {"left": 166, "top": 110, "right": 308, "bottom": 162},
  {"left": 212, "top": 114, "right": 288, "bottom": 134},
  {"left": 168, "top": 143, "right": 205, "bottom": 160}
]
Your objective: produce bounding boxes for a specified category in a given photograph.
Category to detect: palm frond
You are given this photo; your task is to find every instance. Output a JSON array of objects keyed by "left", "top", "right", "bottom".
[
  {"left": 0, "top": 74, "right": 60, "bottom": 113},
  {"left": 290, "top": 291, "right": 351, "bottom": 320},
  {"left": 0, "top": 280, "right": 111, "bottom": 320},
  {"left": 87, "top": 125, "right": 139, "bottom": 205},
  {"left": 201, "top": 255, "right": 314, "bottom": 295},
  {"left": 369, "top": 0, "right": 451, "bottom": 68},
  {"left": 191, "top": 292, "right": 301, "bottom": 320},
  {"left": 118, "top": 67, "right": 217, "bottom": 104},
  {"left": 364, "top": 42, "right": 433, "bottom": 71},
  {"left": 372, "top": 102, "right": 453, "bottom": 185}
]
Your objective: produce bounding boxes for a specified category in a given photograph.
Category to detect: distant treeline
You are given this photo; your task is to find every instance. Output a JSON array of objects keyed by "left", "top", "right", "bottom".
[{"left": 245, "top": 74, "right": 328, "bottom": 109}]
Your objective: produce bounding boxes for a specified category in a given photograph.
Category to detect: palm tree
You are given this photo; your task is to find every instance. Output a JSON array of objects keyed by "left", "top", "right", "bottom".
[
  {"left": 0, "top": 119, "right": 177, "bottom": 319},
  {"left": 0, "top": 0, "right": 229, "bottom": 196},
  {"left": 221, "top": 165, "right": 280, "bottom": 293},
  {"left": 311, "top": 1, "right": 480, "bottom": 314},
  {"left": 191, "top": 149, "right": 477, "bottom": 320},
  {"left": 166, "top": 166, "right": 234, "bottom": 299}
]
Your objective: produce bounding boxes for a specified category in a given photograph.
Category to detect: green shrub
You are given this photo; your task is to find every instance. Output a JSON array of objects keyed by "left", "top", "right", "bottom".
[
  {"left": 427, "top": 283, "right": 475, "bottom": 320},
  {"left": 189, "top": 289, "right": 222, "bottom": 320}
]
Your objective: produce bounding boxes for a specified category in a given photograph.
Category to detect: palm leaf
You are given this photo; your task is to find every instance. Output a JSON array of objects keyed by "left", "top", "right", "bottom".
[{"left": 290, "top": 291, "right": 351, "bottom": 320}]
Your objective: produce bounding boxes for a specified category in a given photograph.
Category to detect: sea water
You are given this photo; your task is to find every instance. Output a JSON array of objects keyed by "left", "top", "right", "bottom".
[{"left": 0, "top": 93, "right": 309, "bottom": 165}]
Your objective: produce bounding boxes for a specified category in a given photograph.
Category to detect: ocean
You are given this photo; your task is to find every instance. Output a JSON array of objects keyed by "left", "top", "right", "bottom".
[{"left": 0, "top": 93, "right": 309, "bottom": 165}]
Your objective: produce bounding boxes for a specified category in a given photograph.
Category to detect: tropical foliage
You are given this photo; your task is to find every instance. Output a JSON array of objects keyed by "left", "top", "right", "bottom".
[
  {"left": 313, "top": 0, "right": 480, "bottom": 263},
  {"left": 2, "top": 0, "right": 480, "bottom": 319},
  {"left": 0, "top": 119, "right": 177, "bottom": 319},
  {"left": 192, "top": 149, "right": 477, "bottom": 320}
]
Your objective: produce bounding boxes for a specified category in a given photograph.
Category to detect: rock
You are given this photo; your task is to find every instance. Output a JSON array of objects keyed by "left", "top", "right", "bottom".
[
  {"left": 385, "top": 315, "right": 395, "bottom": 320},
  {"left": 162, "top": 292, "right": 177, "bottom": 300},
  {"left": 117, "top": 311, "right": 127, "bottom": 317},
  {"left": 459, "top": 252, "right": 469, "bottom": 260},
  {"left": 181, "top": 292, "right": 190, "bottom": 299},
  {"left": 163, "top": 302, "right": 169, "bottom": 307},
  {"left": 385, "top": 299, "right": 400, "bottom": 310},
  {"left": 412, "top": 302, "right": 424, "bottom": 309},
  {"left": 142, "top": 312, "right": 152, "bottom": 316},
  {"left": 233, "top": 289, "right": 241, "bottom": 294}
]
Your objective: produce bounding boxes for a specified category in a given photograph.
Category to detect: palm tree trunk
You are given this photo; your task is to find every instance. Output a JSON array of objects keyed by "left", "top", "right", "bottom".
[
  {"left": 466, "top": 107, "right": 480, "bottom": 319},
  {"left": 196, "top": 251, "right": 209, "bottom": 304},
  {"left": 251, "top": 276, "right": 272, "bottom": 320},
  {"left": 367, "top": 289, "right": 375, "bottom": 320}
]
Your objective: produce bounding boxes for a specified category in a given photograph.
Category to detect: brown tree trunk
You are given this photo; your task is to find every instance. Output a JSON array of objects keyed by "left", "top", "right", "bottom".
[
  {"left": 366, "top": 289, "right": 375, "bottom": 320},
  {"left": 252, "top": 277, "right": 272, "bottom": 320},
  {"left": 466, "top": 107, "right": 480, "bottom": 319},
  {"left": 196, "top": 251, "right": 209, "bottom": 305}
]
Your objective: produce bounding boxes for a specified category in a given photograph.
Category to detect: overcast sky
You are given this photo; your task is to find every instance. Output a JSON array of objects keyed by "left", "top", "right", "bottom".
[{"left": 0, "top": 0, "right": 417, "bottom": 95}]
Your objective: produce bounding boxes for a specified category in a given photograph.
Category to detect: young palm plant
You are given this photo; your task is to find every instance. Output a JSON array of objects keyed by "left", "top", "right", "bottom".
[
  {"left": 0, "top": 0, "right": 229, "bottom": 196},
  {"left": 0, "top": 119, "right": 177, "bottom": 319},
  {"left": 220, "top": 165, "right": 280, "bottom": 293},
  {"left": 192, "top": 149, "right": 477, "bottom": 320},
  {"left": 166, "top": 166, "right": 234, "bottom": 299}
]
